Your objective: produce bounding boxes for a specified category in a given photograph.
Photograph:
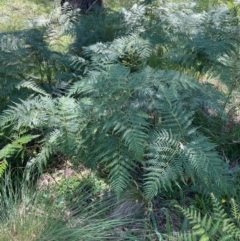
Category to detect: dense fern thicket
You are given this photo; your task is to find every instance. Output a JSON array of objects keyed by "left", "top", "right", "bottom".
[{"left": 0, "top": 0, "right": 240, "bottom": 239}]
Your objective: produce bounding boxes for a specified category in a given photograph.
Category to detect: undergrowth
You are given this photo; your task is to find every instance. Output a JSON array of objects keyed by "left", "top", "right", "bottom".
[
  {"left": 0, "top": 0, "right": 240, "bottom": 240},
  {"left": 0, "top": 171, "right": 142, "bottom": 241}
]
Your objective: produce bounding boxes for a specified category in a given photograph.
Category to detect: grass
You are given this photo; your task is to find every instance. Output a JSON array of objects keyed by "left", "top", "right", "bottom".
[
  {"left": 0, "top": 0, "right": 143, "bottom": 33},
  {"left": 104, "top": 0, "right": 143, "bottom": 9},
  {"left": 0, "top": 171, "right": 143, "bottom": 241},
  {"left": 0, "top": 0, "right": 53, "bottom": 32}
]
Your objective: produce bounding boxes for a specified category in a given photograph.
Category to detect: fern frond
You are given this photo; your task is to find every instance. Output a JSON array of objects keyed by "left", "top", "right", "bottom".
[
  {"left": 178, "top": 205, "right": 218, "bottom": 240},
  {"left": 144, "top": 130, "right": 184, "bottom": 200},
  {"left": 182, "top": 135, "right": 229, "bottom": 194},
  {"left": 210, "top": 193, "right": 228, "bottom": 222},
  {"left": 170, "top": 232, "right": 198, "bottom": 241},
  {"left": 0, "top": 134, "right": 39, "bottom": 163},
  {"left": 169, "top": 194, "right": 240, "bottom": 241},
  {"left": 121, "top": 110, "right": 149, "bottom": 160},
  {"left": 149, "top": 1, "right": 240, "bottom": 84},
  {"left": 209, "top": 195, "right": 239, "bottom": 238},
  {"left": 51, "top": 80, "right": 71, "bottom": 97},
  {"left": 230, "top": 198, "right": 240, "bottom": 222},
  {"left": 107, "top": 151, "right": 135, "bottom": 198},
  {"left": 121, "top": 3, "right": 146, "bottom": 32},
  {"left": 144, "top": 126, "right": 230, "bottom": 199},
  {"left": 0, "top": 159, "right": 8, "bottom": 178},
  {"left": 89, "top": 135, "right": 136, "bottom": 197},
  {"left": 16, "top": 80, "right": 49, "bottom": 96},
  {"left": 0, "top": 33, "right": 23, "bottom": 52},
  {"left": 83, "top": 34, "right": 152, "bottom": 71},
  {"left": 26, "top": 130, "right": 61, "bottom": 171},
  {"left": 0, "top": 96, "right": 51, "bottom": 129},
  {"left": 103, "top": 109, "right": 149, "bottom": 161},
  {"left": 55, "top": 97, "right": 86, "bottom": 155},
  {"left": 159, "top": 103, "right": 194, "bottom": 136}
]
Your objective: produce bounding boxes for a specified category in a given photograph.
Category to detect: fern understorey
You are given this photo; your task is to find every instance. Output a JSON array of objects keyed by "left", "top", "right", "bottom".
[{"left": 0, "top": 0, "right": 239, "bottom": 204}]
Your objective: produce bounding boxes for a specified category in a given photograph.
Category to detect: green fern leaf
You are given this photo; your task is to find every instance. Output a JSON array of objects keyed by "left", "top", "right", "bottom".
[
  {"left": 199, "top": 234, "right": 210, "bottom": 241},
  {"left": 182, "top": 135, "right": 229, "bottom": 193},
  {"left": 230, "top": 198, "right": 240, "bottom": 221},
  {"left": 144, "top": 130, "right": 184, "bottom": 200},
  {"left": 0, "top": 158, "right": 8, "bottom": 177},
  {"left": 0, "top": 135, "right": 39, "bottom": 160},
  {"left": 95, "top": 136, "right": 136, "bottom": 197},
  {"left": 171, "top": 194, "right": 240, "bottom": 241},
  {"left": 26, "top": 130, "right": 61, "bottom": 171},
  {"left": 16, "top": 80, "right": 49, "bottom": 96}
]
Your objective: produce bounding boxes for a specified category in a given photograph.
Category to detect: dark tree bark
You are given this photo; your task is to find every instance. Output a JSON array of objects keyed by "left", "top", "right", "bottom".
[{"left": 60, "top": 0, "right": 104, "bottom": 11}]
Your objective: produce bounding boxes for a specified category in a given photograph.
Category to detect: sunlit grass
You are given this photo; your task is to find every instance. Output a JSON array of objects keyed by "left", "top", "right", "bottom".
[
  {"left": 104, "top": 0, "right": 142, "bottom": 10},
  {"left": 0, "top": 0, "right": 53, "bottom": 32},
  {"left": 0, "top": 0, "right": 140, "bottom": 33}
]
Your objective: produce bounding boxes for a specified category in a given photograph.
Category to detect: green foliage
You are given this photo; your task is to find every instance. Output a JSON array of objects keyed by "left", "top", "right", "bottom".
[
  {"left": 83, "top": 34, "right": 153, "bottom": 71},
  {"left": 195, "top": 0, "right": 236, "bottom": 12},
  {"left": 69, "top": 7, "right": 130, "bottom": 52},
  {"left": 0, "top": 28, "right": 65, "bottom": 111},
  {"left": 0, "top": 2, "right": 240, "bottom": 241},
  {"left": 168, "top": 194, "right": 240, "bottom": 241},
  {"left": 53, "top": 172, "right": 108, "bottom": 208},
  {"left": 0, "top": 159, "right": 7, "bottom": 177},
  {"left": 0, "top": 65, "right": 232, "bottom": 199},
  {"left": 0, "top": 0, "right": 239, "bottom": 202},
  {"left": 143, "top": 1, "right": 240, "bottom": 86},
  {"left": 0, "top": 173, "right": 139, "bottom": 241},
  {"left": 0, "top": 0, "right": 52, "bottom": 32},
  {"left": 0, "top": 134, "right": 39, "bottom": 161},
  {"left": 144, "top": 129, "right": 229, "bottom": 200}
]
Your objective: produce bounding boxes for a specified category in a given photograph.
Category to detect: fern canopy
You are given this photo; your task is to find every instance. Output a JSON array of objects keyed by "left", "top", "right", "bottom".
[{"left": 0, "top": 0, "right": 239, "bottom": 201}]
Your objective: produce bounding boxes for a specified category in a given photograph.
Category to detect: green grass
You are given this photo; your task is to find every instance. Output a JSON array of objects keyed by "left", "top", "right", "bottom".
[
  {"left": 0, "top": 172, "right": 142, "bottom": 241},
  {"left": 104, "top": 0, "right": 142, "bottom": 9},
  {"left": 0, "top": 0, "right": 142, "bottom": 33},
  {"left": 0, "top": 0, "right": 53, "bottom": 32}
]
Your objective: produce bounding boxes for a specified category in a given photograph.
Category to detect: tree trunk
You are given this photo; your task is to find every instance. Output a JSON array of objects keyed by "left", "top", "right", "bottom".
[{"left": 60, "top": 0, "right": 104, "bottom": 11}]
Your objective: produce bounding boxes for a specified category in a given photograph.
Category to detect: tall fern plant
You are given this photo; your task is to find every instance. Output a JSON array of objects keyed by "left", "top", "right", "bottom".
[
  {"left": 68, "top": 47, "right": 232, "bottom": 199},
  {"left": 0, "top": 44, "right": 232, "bottom": 200},
  {"left": 0, "top": 1, "right": 238, "bottom": 200}
]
